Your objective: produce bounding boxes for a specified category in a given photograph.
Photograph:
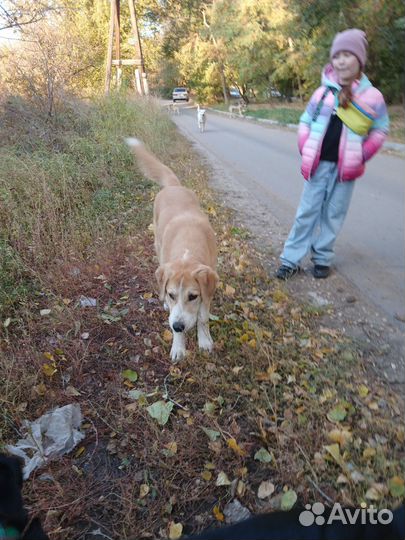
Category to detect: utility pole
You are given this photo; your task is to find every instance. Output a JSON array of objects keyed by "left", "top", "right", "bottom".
[{"left": 104, "top": 0, "right": 148, "bottom": 95}]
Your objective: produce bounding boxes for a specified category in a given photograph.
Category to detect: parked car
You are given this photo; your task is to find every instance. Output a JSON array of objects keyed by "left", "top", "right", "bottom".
[
  {"left": 229, "top": 87, "right": 241, "bottom": 99},
  {"left": 172, "top": 87, "right": 189, "bottom": 102}
]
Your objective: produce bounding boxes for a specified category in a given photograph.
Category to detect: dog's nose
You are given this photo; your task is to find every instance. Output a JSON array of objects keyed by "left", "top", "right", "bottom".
[{"left": 172, "top": 321, "right": 185, "bottom": 333}]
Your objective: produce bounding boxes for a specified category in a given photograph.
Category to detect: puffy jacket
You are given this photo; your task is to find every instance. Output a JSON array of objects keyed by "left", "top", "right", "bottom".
[{"left": 298, "top": 64, "right": 389, "bottom": 181}]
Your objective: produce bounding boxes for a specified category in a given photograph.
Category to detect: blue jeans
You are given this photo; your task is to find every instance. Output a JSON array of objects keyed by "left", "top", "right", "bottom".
[{"left": 280, "top": 161, "right": 355, "bottom": 268}]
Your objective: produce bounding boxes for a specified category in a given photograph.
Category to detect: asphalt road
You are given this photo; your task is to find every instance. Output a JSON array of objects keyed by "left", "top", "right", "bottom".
[{"left": 170, "top": 103, "right": 405, "bottom": 323}]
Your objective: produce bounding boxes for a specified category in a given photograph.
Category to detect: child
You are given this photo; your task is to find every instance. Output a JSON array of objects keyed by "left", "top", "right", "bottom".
[{"left": 276, "top": 29, "right": 389, "bottom": 280}]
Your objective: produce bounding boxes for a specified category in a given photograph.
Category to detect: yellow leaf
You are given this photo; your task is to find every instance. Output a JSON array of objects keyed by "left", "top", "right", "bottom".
[
  {"left": 139, "top": 484, "right": 149, "bottom": 498},
  {"left": 163, "top": 329, "right": 172, "bottom": 342},
  {"left": 225, "top": 285, "right": 235, "bottom": 297},
  {"left": 227, "top": 438, "right": 247, "bottom": 456},
  {"left": 324, "top": 443, "right": 344, "bottom": 466},
  {"left": 32, "top": 383, "right": 46, "bottom": 396},
  {"left": 168, "top": 521, "right": 183, "bottom": 540},
  {"left": 248, "top": 338, "right": 256, "bottom": 349},
  {"left": 43, "top": 352, "right": 54, "bottom": 361},
  {"left": 143, "top": 292, "right": 153, "bottom": 299},
  {"left": 74, "top": 446, "right": 85, "bottom": 458},
  {"left": 240, "top": 333, "right": 249, "bottom": 343},
  {"left": 272, "top": 290, "right": 287, "bottom": 303},
  {"left": 363, "top": 447, "right": 376, "bottom": 459},
  {"left": 201, "top": 470, "right": 212, "bottom": 481},
  {"left": 368, "top": 401, "right": 379, "bottom": 410},
  {"left": 213, "top": 505, "right": 225, "bottom": 522},
  {"left": 358, "top": 384, "right": 369, "bottom": 398},
  {"left": 328, "top": 429, "right": 352, "bottom": 447},
  {"left": 237, "top": 480, "right": 246, "bottom": 496},
  {"left": 166, "top": 442, "right": 178, "bottom": 454},
  {"left": 42, "top": 363, "right": 57, "bottom": 377}
]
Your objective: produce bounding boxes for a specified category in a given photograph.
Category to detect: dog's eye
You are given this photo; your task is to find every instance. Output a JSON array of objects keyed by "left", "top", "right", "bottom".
[
  {"left": 188, "top": 293, "right": 198, "bottom": 301},
  {"left": 168, "top": 292, "right": 175, "bottom": 300}
]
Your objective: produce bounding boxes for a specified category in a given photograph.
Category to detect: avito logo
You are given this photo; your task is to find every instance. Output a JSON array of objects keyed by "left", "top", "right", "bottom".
[{"left": 299, "top": 502, "right": 393, "bottom": 526}]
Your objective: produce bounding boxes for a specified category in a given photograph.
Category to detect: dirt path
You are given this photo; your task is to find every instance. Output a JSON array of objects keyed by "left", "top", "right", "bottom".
[{"left": 183, "top": 135, "right": 405, "bottom": 389}]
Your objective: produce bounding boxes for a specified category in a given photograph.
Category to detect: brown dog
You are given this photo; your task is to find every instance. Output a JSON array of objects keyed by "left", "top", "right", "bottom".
[{"left": 125, "top": 138, "right": 218, "bottom": 360}]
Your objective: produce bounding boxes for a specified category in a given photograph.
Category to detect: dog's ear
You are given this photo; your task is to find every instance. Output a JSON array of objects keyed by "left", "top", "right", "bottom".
[
  {"left": 192, "top": 265, "right": 219, "bottom": 307},
  {"left": 155, "top": 264, "right": 172, "bottom": 302}
]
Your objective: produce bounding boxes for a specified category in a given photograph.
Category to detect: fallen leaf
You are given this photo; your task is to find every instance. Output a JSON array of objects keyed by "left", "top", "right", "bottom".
[
  {"left": 254, "top": 447, "right": 272, "bottom": 463},
  {"left": 168, "top": 522, "right": 183, "bottom": 540},
  {"left": 213, "top": 505, "right": 225, "bottom": 522},
  {"left": 201, "top": 427, "right": 221, "bottom": 441},
  {"left": 216, "top": 471, "right": 231, "bottom": 486},
  {"left": 40, "top": 309, "right": 51, "bottom": 316},
  {"left": 232, "top": 366, "right": 244, "bottom": 374},
  {"left": 281, "top": 490, "right": 297, "bottom": 510},
  {"left": 65, "top": 386, "right": 81, "bottom": 397},
  {"left": 324, "top": 444, "right": 344, "bottom": 467},
  {"left": 146, "top": 400, "right": 174, "bottom": 426},
  {"left": 225, "top": 285, "right": 236, "bottom": 297},
  {"left": 328, "top": 428, "right": 352, "bottom": 447},
  {"left": 163, "top": 329, "right": 172, "bottom": 342},
  {"left": 42, "top": 363, "right": 57, "bottom": 377},
  {"left": 122, "top": 369, "right": 138, "bottom": 382},
  {"left": 358, "top": 384, "right": 369, "bottom": 398},
  {"left": 362, "top": 447, "right": 376, "bottom": 459},
  {"left": 365, "top": 486, "right": 383, "bottom": 501},
  {"left": 201, "top": 470, "right": 212, "bottom": 481},
  {"left": 258, "top": 480, "right": 275, "bottom": 499},
  {"left": 74, "top": 446, "right": 85, "bottom": 458},
  {"left": 389, "top": 476, "right": 405, "bottom": 498},
  {"left": 227, "top": 438, "right": 246, "bottom": 456},
  {"left": 203, "top": 402, "right": 217, "bottom": 415},
  {"left": 327, "top": 404, "right": 347, "bottom": 423},
  {"left": 139, "top": 484, "right": 149, "bottom": 498}
]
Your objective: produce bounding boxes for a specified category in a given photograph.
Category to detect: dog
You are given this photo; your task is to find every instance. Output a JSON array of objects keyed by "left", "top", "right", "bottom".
[
  {"left": 228, "top": 100, "right": 246, "bottom": 117},
  {"left": 0, "top": 454, "right": 49, "bottom": 539},
  {"left": 197, "top": 105, "right": 206, "bottom": 132},
  {"left": 125, "top": 138, "right": 218, "bottom": 361},
  {"left": 186, "top": 503, "right": 405, "bottom": 540},
  {"left": 169, "top": 102, "right": 180, "bottom": 115}
]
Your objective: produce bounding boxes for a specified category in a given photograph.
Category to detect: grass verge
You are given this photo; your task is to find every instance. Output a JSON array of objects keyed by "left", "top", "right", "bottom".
[{"left": 212, "top": 101, "right": 404, "bottom": 142}]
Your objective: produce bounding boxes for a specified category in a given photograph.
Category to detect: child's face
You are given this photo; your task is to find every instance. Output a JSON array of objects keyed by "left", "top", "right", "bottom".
[{"left": 332, "top": 51, "right": 361, "bottom": 85}]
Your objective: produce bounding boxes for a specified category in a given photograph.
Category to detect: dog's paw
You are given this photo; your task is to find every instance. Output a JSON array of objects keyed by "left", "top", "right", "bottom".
[
  {"left": 170, "top": 344, "right": 186, "bottom": 361},
  {"left": 198, "top": 333, "right": 213, "bottom": 352}
]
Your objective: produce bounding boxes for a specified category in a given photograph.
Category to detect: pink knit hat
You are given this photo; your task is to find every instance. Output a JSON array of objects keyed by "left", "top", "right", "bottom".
[{"left": 330, "top": 28, "right": 368, "bottom": 69}]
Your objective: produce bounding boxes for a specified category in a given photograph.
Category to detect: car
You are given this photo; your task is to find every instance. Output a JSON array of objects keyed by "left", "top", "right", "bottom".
[
  {"left": 172, "top": 87, "right": 189, "bottom": 102},
  {"left": 229, "top": 87, "right": 241, "bottom": 99}
]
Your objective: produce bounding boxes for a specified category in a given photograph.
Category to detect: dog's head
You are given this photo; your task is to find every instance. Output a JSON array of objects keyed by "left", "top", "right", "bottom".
[{"left": 156, "top": 261, "right": 218, "bottom": 333}]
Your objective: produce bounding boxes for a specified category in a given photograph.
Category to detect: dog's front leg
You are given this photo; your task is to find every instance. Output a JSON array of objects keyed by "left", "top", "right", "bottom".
[
  {"left": 197, "top": 304, "right": 213, "bottom": 352},
  {"left": 170, "top": 331, "right": 186, "bottom": 361}
]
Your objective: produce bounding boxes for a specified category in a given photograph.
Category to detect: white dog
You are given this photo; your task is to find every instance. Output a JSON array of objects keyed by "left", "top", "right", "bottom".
[
  {"left": 169, "top": 102, "right": 180, "bottom": 115},
  {"left": 197, "top": 104, "right": 206, "bottom": 133},
  {"left": 125, "top": 138, "right": 218, "bottom": 361},
  {"left": 229, "top": 100, "right": 246, "bottom": 117}
]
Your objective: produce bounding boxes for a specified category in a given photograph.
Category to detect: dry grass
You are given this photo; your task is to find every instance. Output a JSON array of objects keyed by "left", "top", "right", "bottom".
[{"left": 0, "top": 94, "right": 404, "bottom": 539}]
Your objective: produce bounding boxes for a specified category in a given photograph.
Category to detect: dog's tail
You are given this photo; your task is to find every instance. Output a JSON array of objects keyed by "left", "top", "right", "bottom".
[{"left": 125, "top": 138, "right": 180, "bottom": 187}]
